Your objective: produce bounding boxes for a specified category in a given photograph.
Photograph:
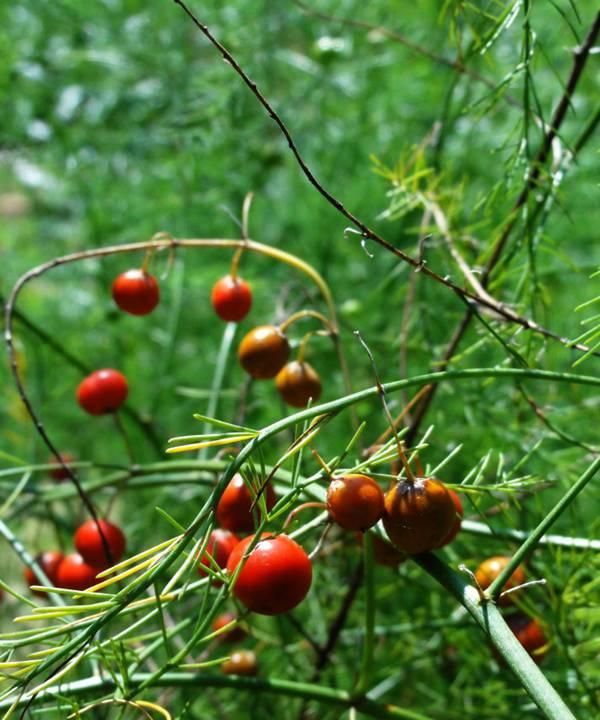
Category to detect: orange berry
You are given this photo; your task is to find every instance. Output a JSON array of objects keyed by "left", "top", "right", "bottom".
[
  {"left": 221, "top": 649, "right": 258, "bottom": 676},
  {"left": 475, "top": 556, "right": 526, "bottom": 605},
  {"left": 275, "top": 361, "right": 322, "bottom": 408},
  {"left": 383, "top": 477, "right": 456, "bottom": 554},
  {"left": 434, "top": 488, "right": 464, "bottom": 548},
  {"left": 327, "top": 474, "right": 384, "bottom": 531},
  {"left": 238, "top": 325, "right": 290, "bottom": 379}
]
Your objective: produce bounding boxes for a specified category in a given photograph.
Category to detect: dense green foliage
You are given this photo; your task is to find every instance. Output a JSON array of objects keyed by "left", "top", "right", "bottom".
[{"left": 0, "top": 1, "right": 599, "bottom": 718}]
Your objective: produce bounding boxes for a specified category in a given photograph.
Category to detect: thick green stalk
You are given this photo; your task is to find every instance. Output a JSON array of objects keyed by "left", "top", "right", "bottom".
[
  {"left": 415, "top": 554, "right": 575, "bottom": 720},
  {"left": 486, "top": 454, "right": 600, "bottom": 600}
]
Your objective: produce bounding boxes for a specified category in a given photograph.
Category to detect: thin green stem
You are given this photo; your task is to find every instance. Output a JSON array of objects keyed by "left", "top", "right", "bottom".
[
  {"left": 7, "top": 366, "right": 599, "bottom": 699},
  {"left": 486, "top": 454, "right": 600, "bottom": 600},
  {"left": 355, "top": 532, "right": 375, "bottom": 697},
  {"left": 199, "top": 321, "right": 238, "bottom": 459},
  {"left": 0, "top": 672, "right": 432, "bottom": 719}
]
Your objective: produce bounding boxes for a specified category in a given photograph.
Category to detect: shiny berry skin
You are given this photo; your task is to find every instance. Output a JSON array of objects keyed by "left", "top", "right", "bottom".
[
  {"left": 506, "top": 614, "right": 548, "bottom": 663},
  {"left": 212, "top": 612, "right": 247, "bottom": 643},
  {"left": 48, "top": 452, "right": 75, "bottom": 481},
  {"left": 275, "top": 360, "right": 322, "bottom": 408},
  {"left": 112, "top": 269, "right": 160, "bottom": 316},
  {"left": 434, "top": 488, "right": 464, "bottom": 548},
  {"left": 475, "top": 556, "right": 526, "bottom": 606},
  {"left": 74, "top": 519, "right": 126, "bottom": 569},
  {"left": 238, "top": 325, "right": 290, "bottom": 379},
  {"left": 76, "top": 369, "right": 128, "bottom": 415},
  {"left": 211, "top": 275, "right": 252, "bottom": 322},
  {"left": 56, "top": 554, "right": 99, "bottom": 591},
  {"left": 327, "top": 474, "right": 384, "bottom": 531},
  {"left": 383, "top": 477, "right": 456, "bottom": 554},
  {"left": 216, "top": 474, "right": 277, "bottom": 534},
  {"left": 221, "top": 649, "right": 258, "bottom": 676},
  {"left": 226, "top": 533, "right": 312, "bottom": 615},
  {"left": 198, "top": 529, "right": 240, "bottom": 580},
  {"left": 24, "top": 551, "right": 65, "bottom": 596}
]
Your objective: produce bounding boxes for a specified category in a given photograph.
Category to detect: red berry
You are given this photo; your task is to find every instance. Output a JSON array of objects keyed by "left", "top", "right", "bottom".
[
  {"left": 48, "top": 452, "right": 75, "bottom": 481},
  {"left": 216, "top": 474, "right": 277, "bottom": 534},
  {"left": 56, "top": 554, "right": 100, "bottom": 591},
  {"left": 226, "top": 533, "right": 312, "bottom": 615},
  {"left": 238, "top": 325, "right": 290, "bottom": 379},
  {"left": 275, "top": 361, "right": 322, "bottom": 408},
  {"left": 327, "top": 474, "right": 384, "bottom": 531},
  {"left": 221, "top": 649, "right": 258, "bottom": 676},
  {"left": 475, "top": 556, "right": 526, "bottom": 606},
  {"left": 76, "top": 369, "right": 128, "bottom": 415},
  {"left": 383, "top": 477, "right": 456, "bottom": 554},
  {"left": 198, "top": 529, "right": 240, "bottom": 581},
  {"left": 211, "top": 612, "right": 247, "bottom": 643},
  {"left": 112, "top": 269, "right": 160, "bottom": 316},
  {"left": 74, "top": 519, "right": 126, "bottom": 569},
  {"left": 211, "top": 275, "right": 252, "bottom": 322},
  {"left": 434, "top": 488, "right": 464, "bottom": 548},
  {"left": 506, "top": 614, "right": 548, "bottom": 663},
  {"left": 24, "top": 551, "right": 65, "bottom": 596}
]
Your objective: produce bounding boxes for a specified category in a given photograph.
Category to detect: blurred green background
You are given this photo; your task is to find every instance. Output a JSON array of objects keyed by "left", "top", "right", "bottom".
[{"left": 0, "top": 1, "right": 599, "bottom": 717}]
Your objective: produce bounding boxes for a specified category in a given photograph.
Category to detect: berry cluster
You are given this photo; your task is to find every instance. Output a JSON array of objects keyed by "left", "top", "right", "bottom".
[
  {"left": 25, "top": 517, "right": 126, "bottom": 594},
  {"left": 17, "top": 251, "right": 549, "bottom": 685}
]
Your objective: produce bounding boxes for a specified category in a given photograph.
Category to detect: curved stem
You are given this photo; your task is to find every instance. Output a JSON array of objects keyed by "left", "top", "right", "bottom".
[
  {"left": 296, "top": 331, "right": 315, "bottom": 363},
  {"left": 279, "top": 309, "right": 333, "bottom": 335}
]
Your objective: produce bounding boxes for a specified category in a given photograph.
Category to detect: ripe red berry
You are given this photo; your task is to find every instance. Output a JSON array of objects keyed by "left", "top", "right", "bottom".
[
  {"left": 76, "top": 369, "right": 128, "bottom": 415},
  {"left": 275, "top": 360, "right": 322, "bottom": 408},
  {"left": 238, "top": 325, "right": 290, "bottom": 379},
  {"left": 112, "top": 269, "right": 160, "bottom": 316},
  {"left": 227, "top": 534, "right": 312, "bottom": 615},
  {"left": 327, "top": 474, "right": 384, "bottom": 531},
  {"left": 24, "top": 551, "right": 65, "bottom": 596},
  {"left": 506, "top": 614, "right": 548, "bottom": 663},
  {"left": 56, "top": 554, "right": 100, "bottom": 591},
  {"left": 475, "top": 556, "right": 526, "bottom": 606},
  {"left": 383, "top": 477, "right": 456, "bottom": 554},
  {"left": 211, "top": 275, "right": 252, "bottom": 322},
  {"left": 74, "top": 519, "right": 126, "bottom": 569},
  {"left": 434, "top": 488, "right": 464, "bottom": 548},
  {"left": 216, "top": 474, "right": 277, "bottom": 534},
  {"left": 48, "top": 452, "right": 75, "bottom": 481},
  {"left": 221, "top": 649, "right": 258, "bottom": 676},
  {"left": 211, "top": 612, "right": 247, "bottom": 643},
  {"left": 198, "top": 529, "right": 240, "bottom": 581}
]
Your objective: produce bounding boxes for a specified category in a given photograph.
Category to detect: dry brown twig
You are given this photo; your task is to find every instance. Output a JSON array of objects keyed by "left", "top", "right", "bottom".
[{"left": 169, "top": 1, "right": 600, "bottom": 359}]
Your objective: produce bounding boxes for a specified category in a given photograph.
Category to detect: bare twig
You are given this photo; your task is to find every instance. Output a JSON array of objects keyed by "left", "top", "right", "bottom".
[{"left": 170, "top": 1, "right": 600, "bottom": 361}]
